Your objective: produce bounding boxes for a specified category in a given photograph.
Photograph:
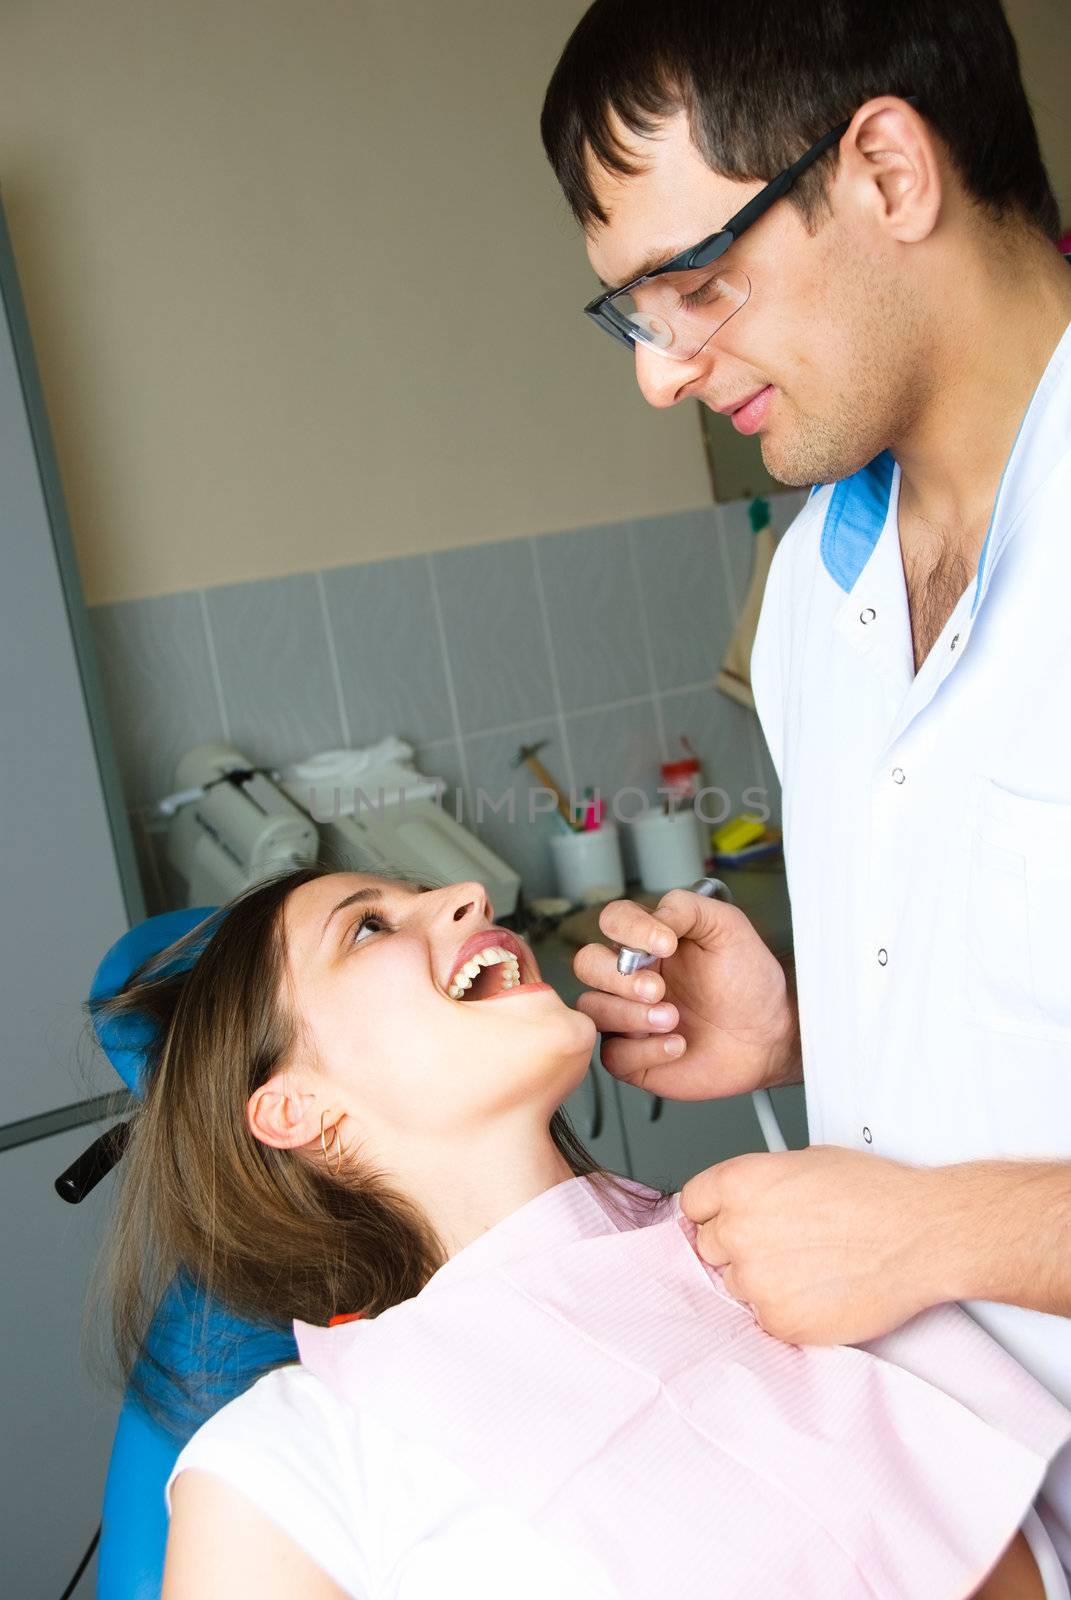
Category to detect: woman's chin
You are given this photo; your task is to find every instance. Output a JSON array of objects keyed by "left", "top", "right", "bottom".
[
  {"left": 465, "top": 983, "right": 597, "bottom": 1059},
  {"left": 573, "top": 1007, "right": 598, "bottom": 1047},
  {"left": 520, "top": 998, "right": 597, "bottom": 1060},
  {"left": 557, "top": 1005, "right": 599, "bottom": 1063}
]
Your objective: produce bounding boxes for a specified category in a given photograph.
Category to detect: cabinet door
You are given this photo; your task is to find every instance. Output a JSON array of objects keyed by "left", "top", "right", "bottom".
[
  {"left": 615, "top": 1078, "right": 809, "bottom": 1194},
  {"left": 0, "top": 205, "right": 138, "bottom": 1123},
  {"left": 614, "top": 1080, "right": 763, "bottom": 1193},
  {"left": 0, "top": 1125, "right": 120, "bottom": 1596}
]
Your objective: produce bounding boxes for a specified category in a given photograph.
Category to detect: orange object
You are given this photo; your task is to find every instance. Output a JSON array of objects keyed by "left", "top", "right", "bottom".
[{"left": 329, "top": 1311, "right": 367, "bottom": 1327}]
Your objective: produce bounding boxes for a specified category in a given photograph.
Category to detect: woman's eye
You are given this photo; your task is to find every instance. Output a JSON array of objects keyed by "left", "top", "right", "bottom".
[{"left": 350, "top": 908, "right": 390, "bottom": 945}]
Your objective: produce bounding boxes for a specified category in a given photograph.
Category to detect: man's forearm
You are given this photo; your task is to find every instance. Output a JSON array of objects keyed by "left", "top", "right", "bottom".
[{"left": 926, "top": 1159, "right": 1071, "bottom": 1316}]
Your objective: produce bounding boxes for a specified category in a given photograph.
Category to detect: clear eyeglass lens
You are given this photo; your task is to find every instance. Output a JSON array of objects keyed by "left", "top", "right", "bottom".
[{"left": 609, "top": 266, "right": 750, "bottom": 361}]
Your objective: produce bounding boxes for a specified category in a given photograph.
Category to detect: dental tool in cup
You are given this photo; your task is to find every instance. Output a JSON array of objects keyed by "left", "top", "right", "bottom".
[
  {"left": 614, "top": 876, "right": 788, "bottom": 1153},
  {"left": 616, "top": 877, "right": 733, "bottom": 974}
]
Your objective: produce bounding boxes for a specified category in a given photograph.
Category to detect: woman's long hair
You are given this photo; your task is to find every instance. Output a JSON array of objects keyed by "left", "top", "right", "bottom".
[{"left": 94, "top": 865, "right": 661, "bottom": 1430}]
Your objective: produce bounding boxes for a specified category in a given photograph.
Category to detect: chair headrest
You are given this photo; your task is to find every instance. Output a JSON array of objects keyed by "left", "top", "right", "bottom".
[{"left": 89, "top": 908, "right": 218, "bottom": 1098}]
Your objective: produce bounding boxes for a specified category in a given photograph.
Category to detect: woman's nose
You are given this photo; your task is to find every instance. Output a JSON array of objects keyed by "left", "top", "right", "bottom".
[
  {"left": 445, "top": 880, "right": 494, "bottom": 926},
  {"left": 634, "top": 341, "right": 708, "bottom": 408}
]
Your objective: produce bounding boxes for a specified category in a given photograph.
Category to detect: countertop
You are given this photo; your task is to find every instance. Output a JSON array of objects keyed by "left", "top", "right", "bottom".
[{"left": 545, "top": 863, "right": 792, "bottom": 964}]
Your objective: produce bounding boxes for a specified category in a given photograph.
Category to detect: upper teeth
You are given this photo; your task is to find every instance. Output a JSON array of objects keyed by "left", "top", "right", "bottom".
[{"left": 448, "top": 945, "right": 522, "bottom": 999}]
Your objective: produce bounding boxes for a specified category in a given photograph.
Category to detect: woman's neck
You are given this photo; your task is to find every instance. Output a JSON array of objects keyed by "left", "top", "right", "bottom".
[{"left": 398, "top": 1123, "right": 578, "bottom": 1260}]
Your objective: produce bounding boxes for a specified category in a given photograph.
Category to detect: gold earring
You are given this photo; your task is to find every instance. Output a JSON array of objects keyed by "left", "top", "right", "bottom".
[{"left": 319, "top": 1110, "right": 344, "bottom": 1178}]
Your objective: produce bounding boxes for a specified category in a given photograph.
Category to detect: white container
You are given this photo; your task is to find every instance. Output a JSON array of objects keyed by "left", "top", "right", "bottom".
[
  {"left": 625, "top": 807, "right": 707, "bottom": 892},
  {"left": 549, "top": 823, "right": 625, "bottom": 905}
]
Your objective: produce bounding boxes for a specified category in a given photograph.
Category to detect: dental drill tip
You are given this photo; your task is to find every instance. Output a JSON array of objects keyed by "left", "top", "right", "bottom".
[{"left": 616, "top": 947, "right": 662, "bottom": 975}]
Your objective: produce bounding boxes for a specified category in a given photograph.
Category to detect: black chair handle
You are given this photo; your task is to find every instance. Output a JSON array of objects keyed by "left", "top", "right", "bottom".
[{"left": 54, "top": 1119, "right": 132, "bottom": 1204}]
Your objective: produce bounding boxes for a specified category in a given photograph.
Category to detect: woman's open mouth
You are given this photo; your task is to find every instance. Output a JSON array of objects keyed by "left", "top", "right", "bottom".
[{"left": 445, "top": 930, "right": 552, "bottom": 1002}]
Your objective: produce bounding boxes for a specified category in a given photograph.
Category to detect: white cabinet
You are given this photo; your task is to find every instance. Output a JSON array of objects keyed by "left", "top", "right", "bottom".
[
  {"left": 0, "top": 199, "right": 141, "bottom": 1594},
  {"left": 0, "top": 203, "right": 140, "bottom": 1123},
  {"left": 0, "top": 1126, "right": 120, "bottom": 1596}
]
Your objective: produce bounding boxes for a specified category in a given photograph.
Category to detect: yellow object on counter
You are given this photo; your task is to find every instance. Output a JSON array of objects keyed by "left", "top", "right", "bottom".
[{"left": 711, "top": 813, "right": 767, "bottom": 855}]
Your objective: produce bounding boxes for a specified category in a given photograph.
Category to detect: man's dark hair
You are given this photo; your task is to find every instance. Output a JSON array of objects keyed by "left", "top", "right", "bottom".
[{"left": 541, "top": 0, "right": 1059, "bottom": 243}]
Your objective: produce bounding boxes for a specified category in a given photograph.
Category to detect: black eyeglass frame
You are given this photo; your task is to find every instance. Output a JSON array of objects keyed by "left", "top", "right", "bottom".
[{"left": 584, "top": 98, "right": 918, "bottom": 353}]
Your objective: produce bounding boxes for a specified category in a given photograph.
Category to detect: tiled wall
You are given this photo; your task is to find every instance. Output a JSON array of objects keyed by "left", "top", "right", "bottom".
[{"left": 90, "top": 492, "right": 804, "bottom": 911}]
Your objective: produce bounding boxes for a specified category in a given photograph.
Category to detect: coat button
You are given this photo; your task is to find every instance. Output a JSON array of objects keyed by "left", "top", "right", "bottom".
[
  {"left": 862, "top": 1126, "right": 873, "bottom": 1144},
  {"left": 860, "top": 607, "right": 876, "bottom": 624},
  {"left": 877, "top": 948, "right": 888, "bottom": 966},
  {"left": 892, "top": 767, "right": 905, "bottom": 784},
  {"left": 950, "top": 632, "right": 960, "bottom": 651}
]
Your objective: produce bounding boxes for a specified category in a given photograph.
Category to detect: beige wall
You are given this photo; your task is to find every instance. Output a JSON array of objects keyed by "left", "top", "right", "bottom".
[
  {"left": 2, "top": 2, "right": 1066, "bottom": 604},
  {"left": 0, "top": 0, "right": 712, "bottom": 604},
  {"left": 1006, "top": 0, "right": 1071, "bottom": 225}
]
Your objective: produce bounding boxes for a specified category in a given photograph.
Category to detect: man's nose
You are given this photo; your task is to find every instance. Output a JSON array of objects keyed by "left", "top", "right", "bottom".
[{"left": 634, "top": 341, "right": 709, "bottom": 409}]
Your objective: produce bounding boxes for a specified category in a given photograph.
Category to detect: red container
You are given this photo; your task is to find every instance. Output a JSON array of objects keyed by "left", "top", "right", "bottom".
[{"left": 661, "top": 754, "right": 702, "bottom": 804}]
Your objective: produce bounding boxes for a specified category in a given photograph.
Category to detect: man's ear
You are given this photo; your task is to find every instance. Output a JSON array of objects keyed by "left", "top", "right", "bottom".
[
  {"left": 247, "top": 1072, "right": 320, "bottom": 1151},
  {"left": 840, "top": 97, "right": 942, "bottom": 246}
]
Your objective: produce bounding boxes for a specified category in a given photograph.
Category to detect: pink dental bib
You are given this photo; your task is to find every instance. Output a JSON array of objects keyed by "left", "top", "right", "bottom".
[{"left": 296, "top": 1175, "right": 1070, "bottom": 1598}]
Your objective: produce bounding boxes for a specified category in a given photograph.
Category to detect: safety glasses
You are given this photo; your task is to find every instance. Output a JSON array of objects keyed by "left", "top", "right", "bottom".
[{"left": 584, "top": 101, "right": 917, "bottom": 361}]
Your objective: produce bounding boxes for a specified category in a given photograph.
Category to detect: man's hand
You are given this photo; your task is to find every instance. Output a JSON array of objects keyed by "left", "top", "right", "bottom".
[
  {"left": 571, "top": 888, "right": 800, "bottom": 1100},
  {"left": 680, "top": 1147, "right": 944, "bottom": 1345}
]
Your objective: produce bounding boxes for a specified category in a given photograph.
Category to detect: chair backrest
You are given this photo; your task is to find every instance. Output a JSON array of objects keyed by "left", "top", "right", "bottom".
[{"left": 91, "top": 909, "right": 297, "bottom": 1600}]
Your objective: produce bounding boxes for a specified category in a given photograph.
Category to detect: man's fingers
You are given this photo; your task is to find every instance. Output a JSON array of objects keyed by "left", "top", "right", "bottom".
[
  {"left": 572, "top": 940, "right": 666, "bottom": 1002},
  {"left": 595, "top": 1031, "right": 696, "bottom": 1093},
  {"left": 651, "top": 887, "right": 746, "bottom": 950},
  {"left": 578, "top": 887, "right": 745, "bottom": 995},
  {"left": 720, "top": 1265, "right": 742, "bottom": 1300},
  {"left": 595, "top": 898, "right": 679, "bottom": 961},
  {"left": 574, "top": 989, "right": 678, "bottom": 1038},
  {"left": 694, "top": 1218, "right": 731, "bottom": 1270},
  {"left": 680, "top": 1163, "right": 724, "bottom": 1223}
]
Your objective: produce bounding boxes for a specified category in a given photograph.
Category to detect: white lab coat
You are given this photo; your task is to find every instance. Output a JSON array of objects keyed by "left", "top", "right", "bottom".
[{"left": 751, "top": 309, "right": 1071, "bottom": 1562}]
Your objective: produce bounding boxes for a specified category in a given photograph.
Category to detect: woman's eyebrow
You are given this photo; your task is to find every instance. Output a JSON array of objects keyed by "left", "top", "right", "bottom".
[
  {"left": 320, "top": 888, "right": 380, "bottom": 944},
  {"left": 318, "top": 882, "right": 428, "bottom": 945}
]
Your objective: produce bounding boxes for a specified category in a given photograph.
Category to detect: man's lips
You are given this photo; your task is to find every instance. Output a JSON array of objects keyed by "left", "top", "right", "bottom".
[
  {"left": 727, "top": 385, "right": 774, "bottom": 436},
  {"left": 712, "top": 385, "right": 770, "bottom": 417}
]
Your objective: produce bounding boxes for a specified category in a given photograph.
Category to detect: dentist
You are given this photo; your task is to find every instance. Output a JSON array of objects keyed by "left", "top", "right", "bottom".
[{"left": 542, "top": 0, "right": 1071, "bottom": 1566}]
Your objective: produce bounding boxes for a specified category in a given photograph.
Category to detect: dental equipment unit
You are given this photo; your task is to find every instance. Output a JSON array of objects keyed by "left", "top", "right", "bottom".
[
  {"left": 163, "top": 744, "right": 318, "bottom": 906},
  {"left": 162, "top": 739, "right": 522, "bottom": 919},
  {"left": 280, "top": 740, "right": 521, "bottom": 918}
]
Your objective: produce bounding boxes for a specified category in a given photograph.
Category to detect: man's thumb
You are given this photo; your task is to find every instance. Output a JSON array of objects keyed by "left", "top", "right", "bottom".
[{"left": 653, "top": 886, "right": 737, "bottom": 949}]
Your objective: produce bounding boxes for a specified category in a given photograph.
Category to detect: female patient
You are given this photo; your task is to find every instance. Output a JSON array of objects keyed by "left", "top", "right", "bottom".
[{"left": 100, "top": 867, "right": 1065, "bottom": 1599}]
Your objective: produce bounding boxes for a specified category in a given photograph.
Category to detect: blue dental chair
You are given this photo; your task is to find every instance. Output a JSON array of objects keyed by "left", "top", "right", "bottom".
[{"left": 61, "top": 909, "right": 298, "bottom": 1600}]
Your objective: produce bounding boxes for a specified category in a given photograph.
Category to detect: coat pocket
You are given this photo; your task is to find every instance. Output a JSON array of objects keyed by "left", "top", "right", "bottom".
[{"left": 965, "top": 777, "right": 1071, "bottom": 1038}]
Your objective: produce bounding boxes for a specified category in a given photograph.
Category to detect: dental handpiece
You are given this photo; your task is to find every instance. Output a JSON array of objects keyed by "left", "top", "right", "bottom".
[{"left": 616, "top": 877, "right": 734, "bottom": 974}]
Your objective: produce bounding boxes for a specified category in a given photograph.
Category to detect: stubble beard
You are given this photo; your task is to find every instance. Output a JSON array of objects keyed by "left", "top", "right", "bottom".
[{"left": 754, "top": 269, "right": 929, "bottom": 490}]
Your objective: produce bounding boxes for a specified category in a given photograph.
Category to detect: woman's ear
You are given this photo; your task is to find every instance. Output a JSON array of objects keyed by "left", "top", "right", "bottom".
[
  {"left": 840, "top": 97, "right": 942, "bottom": 246},
  {"left": 247, "top": 1072, "right": 320, "bottom": 1151}
]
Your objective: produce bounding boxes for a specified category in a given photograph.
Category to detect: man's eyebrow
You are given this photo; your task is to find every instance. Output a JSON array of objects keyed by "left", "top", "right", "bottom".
[
  {"left": 597, "top": 246, "right": 678, "bottom": 292},
  {"left": 600, "top": 240, "right": 704, "bottom": 291},
  {"left": 597, "top": 234, "right": 733, "bottom": 292},
  {"left": 319, "top": 882, "right": 427, "bottom": 945}
]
